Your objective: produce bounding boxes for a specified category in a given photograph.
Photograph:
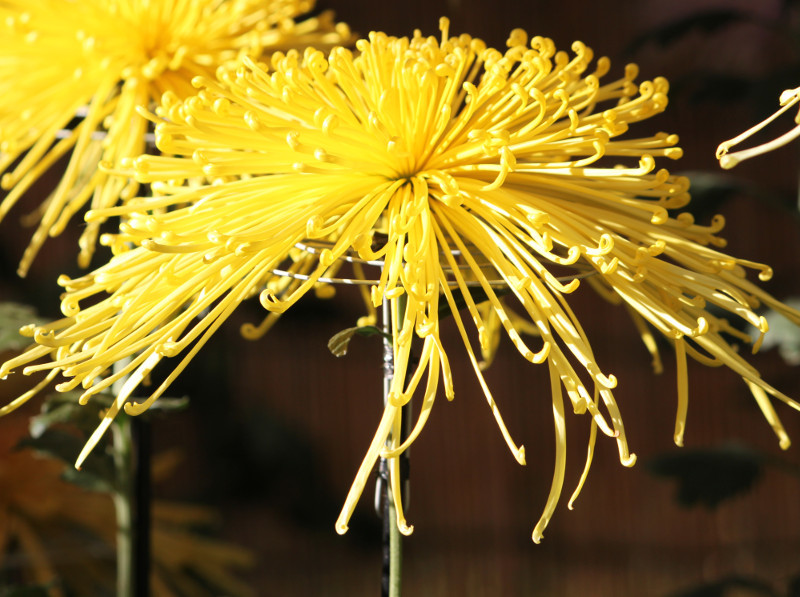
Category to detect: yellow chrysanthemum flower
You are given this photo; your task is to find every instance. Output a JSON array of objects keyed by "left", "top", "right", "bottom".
[
  {"left": 4, "top": 20, "right": 800, "bottom": 542},
  {"left": 0, "top": 0, "right": 352, "bottom": 276}
]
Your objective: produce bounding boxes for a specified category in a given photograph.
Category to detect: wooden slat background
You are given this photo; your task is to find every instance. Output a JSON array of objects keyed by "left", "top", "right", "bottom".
[{"left": 2, "top": 0, "right": 800, "bottom": 595}]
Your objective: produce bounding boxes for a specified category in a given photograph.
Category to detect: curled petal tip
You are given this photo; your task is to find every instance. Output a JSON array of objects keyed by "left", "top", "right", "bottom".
[
  {"left": 719, "top": 154, "right": 739, "bottom": 170},
  {"left": 531, "top": 341, "right": 551, "bottom": 364},
  {"left": 693, "top": 317, "right": 709, "bottom": 337},
  {"left": 335, "top": 522, "right": 349, "bottom": 535},
  {"left": 597, "top": 373, "right": 617, "bottom": 389}
]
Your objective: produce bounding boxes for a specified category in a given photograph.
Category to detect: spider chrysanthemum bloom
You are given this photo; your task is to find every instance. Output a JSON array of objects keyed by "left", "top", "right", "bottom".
[
  {"left": 0, "top": 0, "right": 352, "bottom": 275},
  {"left": 4, "top": 20, "right": 800, "bottom": 541}
]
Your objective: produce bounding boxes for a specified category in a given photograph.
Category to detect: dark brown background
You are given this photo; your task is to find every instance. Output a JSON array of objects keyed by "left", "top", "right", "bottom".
[{"left": 3, "top": 0, "right": 800, "bottom": 595}]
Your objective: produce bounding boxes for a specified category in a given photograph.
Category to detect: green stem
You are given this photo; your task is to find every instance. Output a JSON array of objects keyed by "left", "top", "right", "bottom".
[
  {"left": 111, "top": 416, "right": 134, "bottom": 597},
  {"left": 381, "top": 295, "right": 407, "bottom": 597},
  {"left": 388, "top": 498, "right": 402, "bottom": 597}
]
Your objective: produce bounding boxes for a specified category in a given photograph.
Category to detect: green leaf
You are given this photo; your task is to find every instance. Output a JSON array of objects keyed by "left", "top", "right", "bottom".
[
  {"left": 60, "top": 464, "right": 116, "bottom": 494},
  {"left": 145, "top": 395, "right": 191, "bottom": 412},
  {"left": 647, "top": 443, "right": 763, "bottom": 508},
  {"left": 0, "top": 302, "right": 46, "bottom": 351},
  {"left": 30, "top": 392, "right": 188, "bottom": 440},
  {"left": 16, "top": 428, "right": 117, "bottom": 493},
  {"left": 29, "top": 392, "right": 112, "bottom": 439},
  {"left": 759, "top": 297, "right": 800, "bottom": 366},
  {"left": 327, "top": 325, "right": 388, "bottom": 357}
]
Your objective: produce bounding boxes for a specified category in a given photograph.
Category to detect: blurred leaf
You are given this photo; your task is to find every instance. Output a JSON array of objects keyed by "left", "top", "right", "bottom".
[
  {"left": 29, "top": 392, "right": 112, "bottom": 439},
  {"left": 759, "top": 297, "right": 800, "bottom": 365},
  {"left": 21, "top": 389, "right": 187, "bottom": 494},
  {"left": 60, "top": 464, "right": 116, "bottom": 493},
  {"left": 647, "top": 443, "right": 763, "bottom": 508},
  {"left": 669, "top": 575, "right": 778, "bottom": 597},
  {"left": 626, "top": 9, "right": 751, "bottom": 54},
  {"left": 328, "top": 325, "right": 388, "bottom": 357},
  {"left": 681, "top": 171, "right": 748, "bottom": 220},
  {"left": 146, "top": 396, "right": 190, "bottom": 412},
  {"left": 0, "top": 302, "right": 46, "bottom": 351},
  {"left": 16, "top": 428, "right": 117, "bottom": 493},
  {"left": 672, "top": 72, "right": 757, "bottom": 105},
  {"left": 30, "top": 392, "right": 189, "bottom": 440},
  {"left": 625, "top": 5, "right": 800, "bottom": 110},
  {"left": 788, "top": 572, "right": 800, "bottom": 597},
  {"left": 689, "top": 171, "right": 800, "bottom": 218},
  {"left": 0, "top": 586, "right": 55, "bottom": 597}
]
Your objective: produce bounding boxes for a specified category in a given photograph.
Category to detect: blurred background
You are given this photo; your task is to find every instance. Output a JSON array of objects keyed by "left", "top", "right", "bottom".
[{"left": 3, "top": 0, "right": 800, "bottom": 595}]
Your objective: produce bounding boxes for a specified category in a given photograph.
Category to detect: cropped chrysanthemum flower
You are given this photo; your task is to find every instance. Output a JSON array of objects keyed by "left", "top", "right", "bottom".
[
  {"left": 0, "top": 0, "right": 352, "bottom": 275},
  {"left": 4, "top": 20, "right": 800, "bottom": 542}
]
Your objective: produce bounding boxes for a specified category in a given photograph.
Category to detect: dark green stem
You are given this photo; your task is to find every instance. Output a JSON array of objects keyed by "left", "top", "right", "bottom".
[
  {"left": 380, "top": 295, "right": 407, "bottom": 597},
  {"left": 111, "top": 416, "right": 133, "bottom": 597}
]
